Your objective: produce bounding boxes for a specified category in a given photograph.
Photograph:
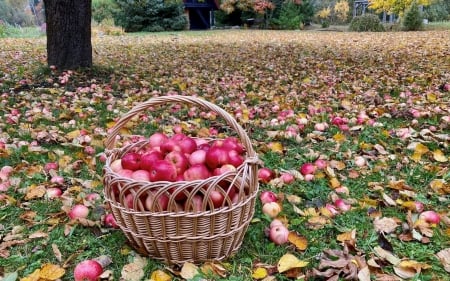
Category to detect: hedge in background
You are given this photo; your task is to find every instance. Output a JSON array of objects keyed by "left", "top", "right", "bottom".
[
  {"left": 349, "top": 14, "right": 385, "bottom": 32},
  {"left": 113, "top": 0, "right": 187, "bottom": 32}
]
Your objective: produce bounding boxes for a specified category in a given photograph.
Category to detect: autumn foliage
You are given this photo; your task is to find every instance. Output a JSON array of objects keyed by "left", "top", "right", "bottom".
[{"left": 0, "top": 30, "right": 449, "bottom": 280}]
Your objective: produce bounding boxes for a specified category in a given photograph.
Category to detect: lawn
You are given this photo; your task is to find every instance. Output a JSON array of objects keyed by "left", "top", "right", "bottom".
[{"left": 0, "top": 30, "right": 449, "bottom": 280}]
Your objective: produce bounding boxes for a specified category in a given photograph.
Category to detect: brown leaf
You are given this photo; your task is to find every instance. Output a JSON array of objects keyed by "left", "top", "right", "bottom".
[
  {"left": 24, "top": 184, "right": 46, "bottom": 200},
  {"left": 375, "top": 273, "right": 403, "bottom": 280},
  {"left": 373, "top": 217, "right": 399, "bottom": 234},
  {"left": 436, "top": 248, "right": 450, "bottom": 273},
  {"left": 52, "top": 243, "right": 62, "bottom": 262},
  {"left": 336, "top": 229, "right": 353, "bottom": 241}
]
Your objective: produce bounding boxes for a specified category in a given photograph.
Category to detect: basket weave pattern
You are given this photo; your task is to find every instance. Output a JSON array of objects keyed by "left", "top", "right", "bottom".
[{"left": 103, "top": 95, "right": 259, "bottom": 264}]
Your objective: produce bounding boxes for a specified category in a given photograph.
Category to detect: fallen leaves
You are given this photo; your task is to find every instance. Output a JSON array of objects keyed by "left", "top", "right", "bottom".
[
  {"left": 277, "top": 253, "right": 308, "bottom": 273},
  {"left": 436, "top": 248, "right": 450, "bottom": 273},
  {"left": 20, "top": 264, "right": 65, "bottom": 281},
  {"left": 311, "top": 244, "right": 367, "bottom": 281},
  {"left": 1, "top": 30, "right": 449, "bottom": 280}
]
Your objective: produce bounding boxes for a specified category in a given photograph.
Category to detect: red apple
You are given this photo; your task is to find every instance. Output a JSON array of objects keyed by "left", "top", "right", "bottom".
[
  {"left": 197, "top": 143, "right": 211, "bottom": 151},
  {"left": 44, "top": 162, "right": 58, "bottom": 172},
  {"left": 222, "top": 137, "right": 245, "bottom": 154},
  {"left": 46, "top": 187, "right": 62, "bottom": 199},
  {"left": 160, "top": 139, "right": 182, "bottom": 154},
  {"left": 188, "top": 149, "right": 207, "bottom": 166},
  {"left": 165, "top": 151, "right": 189, "bottom": 175},
  {"left": 205, "top": 146, "right": 230, "bottom": 169},
  {"left": 149, "top": 160, "right": 177, "bottom": 182},
  {"left": 145, "top": 191, "right": 169, "bottom": 211},
  {"left": 186, "top": 194, "right": 204, "bottom": 212},
  {"left": 123, "top": 193, "right": 134, "bottom": 209},
  {"left": 183, "top": 164, "right": 211, "bottom": 181},
  {"left": 213, "top": 164, "right": 237, "bottom": 176},
  {"left": 173, "top": 133, "right": 197, "bottom": 154},
  {"left": 104, "top": 213, "right": 119, "bottom": 228},
  {"left": 228, "top": 149, "right": 244, "bottom": 167},
  {"left": 140, "top": 150, "right": 164, "bottom": 171},
  {"left": 300, "top": 162, "right": 316, "bottom": 176},
  {"left": 117, "top": 169, "right": 133, "bottom": 178},
  {"left": 209, "top": 188, "right": 225, "bottom": 208},
  {"left": 148, "top": 132, "right": 169, "bottom": 148},
  {"left": 131, "top": 169, "right": 151, "bottom": 181},
  {"left": 260, "top": 190, "right": 278, "bottom": 204},
  {"left": 74, "top": 259, "right": 103, "bottom": 281},
  {"left": 121, "top": 152, "right": 141, "bottom": 171},
  {"left": 280, "top": 172, "right": 295, "bottom": 184},
  {"left": 68, "top": 204, "right": 89, "bottom": 220},
  {"left": 269, "top": 224, "right": 289, "bottom": 245},
  {"left": 314, "top": 159, "right": 328, "bottom": 170},
  {"left": 258, "top": 167, "right": 275, "bottom": 183}
]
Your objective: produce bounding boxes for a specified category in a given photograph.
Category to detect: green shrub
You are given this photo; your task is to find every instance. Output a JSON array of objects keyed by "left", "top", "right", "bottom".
[
  {"left": 92, "top": 0, "right": 118, "bottom": 24},
  {"left": 423, "top": 0, "right": 450, "bottom": 22},
  {"left": 113, "top": 0, "right": 187, "bottom": 32},
  {"left": 271, "top": 0, "right": 314, "bottom": 30},
  {"left": 402, "top": 1, "right": 423, "bottom": 31},
  {"left": 349, "top": 14, "right": 385, "bottom": 32}
]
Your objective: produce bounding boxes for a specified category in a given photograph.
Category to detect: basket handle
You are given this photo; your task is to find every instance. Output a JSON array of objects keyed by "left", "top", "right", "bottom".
[{"left": 105, "top": 95, "right": 257, "bottom": 159}]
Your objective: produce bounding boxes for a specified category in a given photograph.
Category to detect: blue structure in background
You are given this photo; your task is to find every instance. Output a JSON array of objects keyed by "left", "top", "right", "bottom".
[{"left": 184, "top": 0, "right": 219, "bottom": 29}]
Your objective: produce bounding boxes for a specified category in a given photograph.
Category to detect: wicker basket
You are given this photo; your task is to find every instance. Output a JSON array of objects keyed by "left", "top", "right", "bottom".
[{"left": 103, "top": 95, "right": 259, "bottom": 264}]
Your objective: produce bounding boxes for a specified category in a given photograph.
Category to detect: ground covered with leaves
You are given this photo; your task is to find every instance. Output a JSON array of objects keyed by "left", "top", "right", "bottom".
[{"left": 0, "top": 30, "right": 449, "bottom": 280}]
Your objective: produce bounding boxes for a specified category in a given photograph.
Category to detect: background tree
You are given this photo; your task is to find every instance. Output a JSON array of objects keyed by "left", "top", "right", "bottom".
[
  {"left": 43, "top": 0, "right": 93, "bottom": 69},
  {"left": 369, "top": 0, "right": 431, "bottom": 16},
  {"left": 334, "top": 0, "right": 349, "bottom": 23},
  {"left": 0, "top": 0, "right": 35, "bottom": 26},
  {"left": 113, "top": 0, "right": 187, "bottom": 32}
]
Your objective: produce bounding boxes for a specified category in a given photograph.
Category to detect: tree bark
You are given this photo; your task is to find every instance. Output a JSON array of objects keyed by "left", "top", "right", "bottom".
[{"left": 44, "top": 0, "right": 92, "bottom": 70}]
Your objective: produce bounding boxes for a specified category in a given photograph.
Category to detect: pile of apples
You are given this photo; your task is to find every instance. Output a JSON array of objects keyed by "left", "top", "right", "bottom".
[{"left": 107, "top": 132, "right": 248, "bottom": 212}]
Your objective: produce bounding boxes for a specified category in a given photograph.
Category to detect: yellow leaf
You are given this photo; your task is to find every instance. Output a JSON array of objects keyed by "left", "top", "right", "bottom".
[
  {"left": 414, "top": 143, "right": 429, "bottom": 154},
  {"left": 66, "top": 130, "right": 81, "bottom": 140},
  {"left": 277, "top": 253, "right": 308, "bottom": 273},
  {"left": 426, "top": 92, "right": 437, "bottom": 102},
  {"left": 337, "top": 229, "right": 356, "bottom": 242},
  {"left": 433, "top": 149, "right": 448, "bottom": 162},
  {"left": 39, "top": 263, "right": 65, "bottom": 280},
  {"left": 252, "top": 267, "right": 268, "bottom": 279},
  {"left": 106, "top": 121, "right": 117, "bottom": 129},
  {"left": 150, "top": 269, "right": 171, "bottom": 281},
  {"left": 288, "top": 232, "right": 308, "bottom": 251},
  {"left": 411, "top": 152, "right": 423, "bottom": 162},
  {"left": 20, "top": 269, "right": 40, "bottom": 281},
  {"left": 268, "top": 142, "right": 284, "bottom": 154},
  {"left": 333, "top": 132, "right": 346, "bottom": 143},
  {"left": 329, "top": 177, "right": 341, "bottom": 189}
]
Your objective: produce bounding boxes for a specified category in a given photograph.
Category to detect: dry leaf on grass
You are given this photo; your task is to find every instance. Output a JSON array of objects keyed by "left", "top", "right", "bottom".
[
  {"left": 150, "top": 269, "right": 172, "bottom": 281},
  {"left": 436, "top": 248, "right": 450, "bottom": 273},
  {"left": 288, "top": 232, "right": 308, "bottom": 251},
  {"left": 252, "top": 267, "right": 268, "bottom": 279},
  {"left": 180, "top": 262, "right": 199, "bottom": 280},
  {"left": 310, "top": 244, "right": 366, "bottom": 281},
  {"left": 121, "top": 254, "right": 147, "bottom": 281},
  {"left": 374, "top": 217, "right": 399, "bottom": 234},
  {"left": 277, "top": 253, "right": 308, "bottom": 273}
]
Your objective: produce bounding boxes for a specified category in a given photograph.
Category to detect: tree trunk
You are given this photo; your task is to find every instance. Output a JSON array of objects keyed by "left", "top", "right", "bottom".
[{"left": 44, "top": 0, "right": 92, "bottom": 70}]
